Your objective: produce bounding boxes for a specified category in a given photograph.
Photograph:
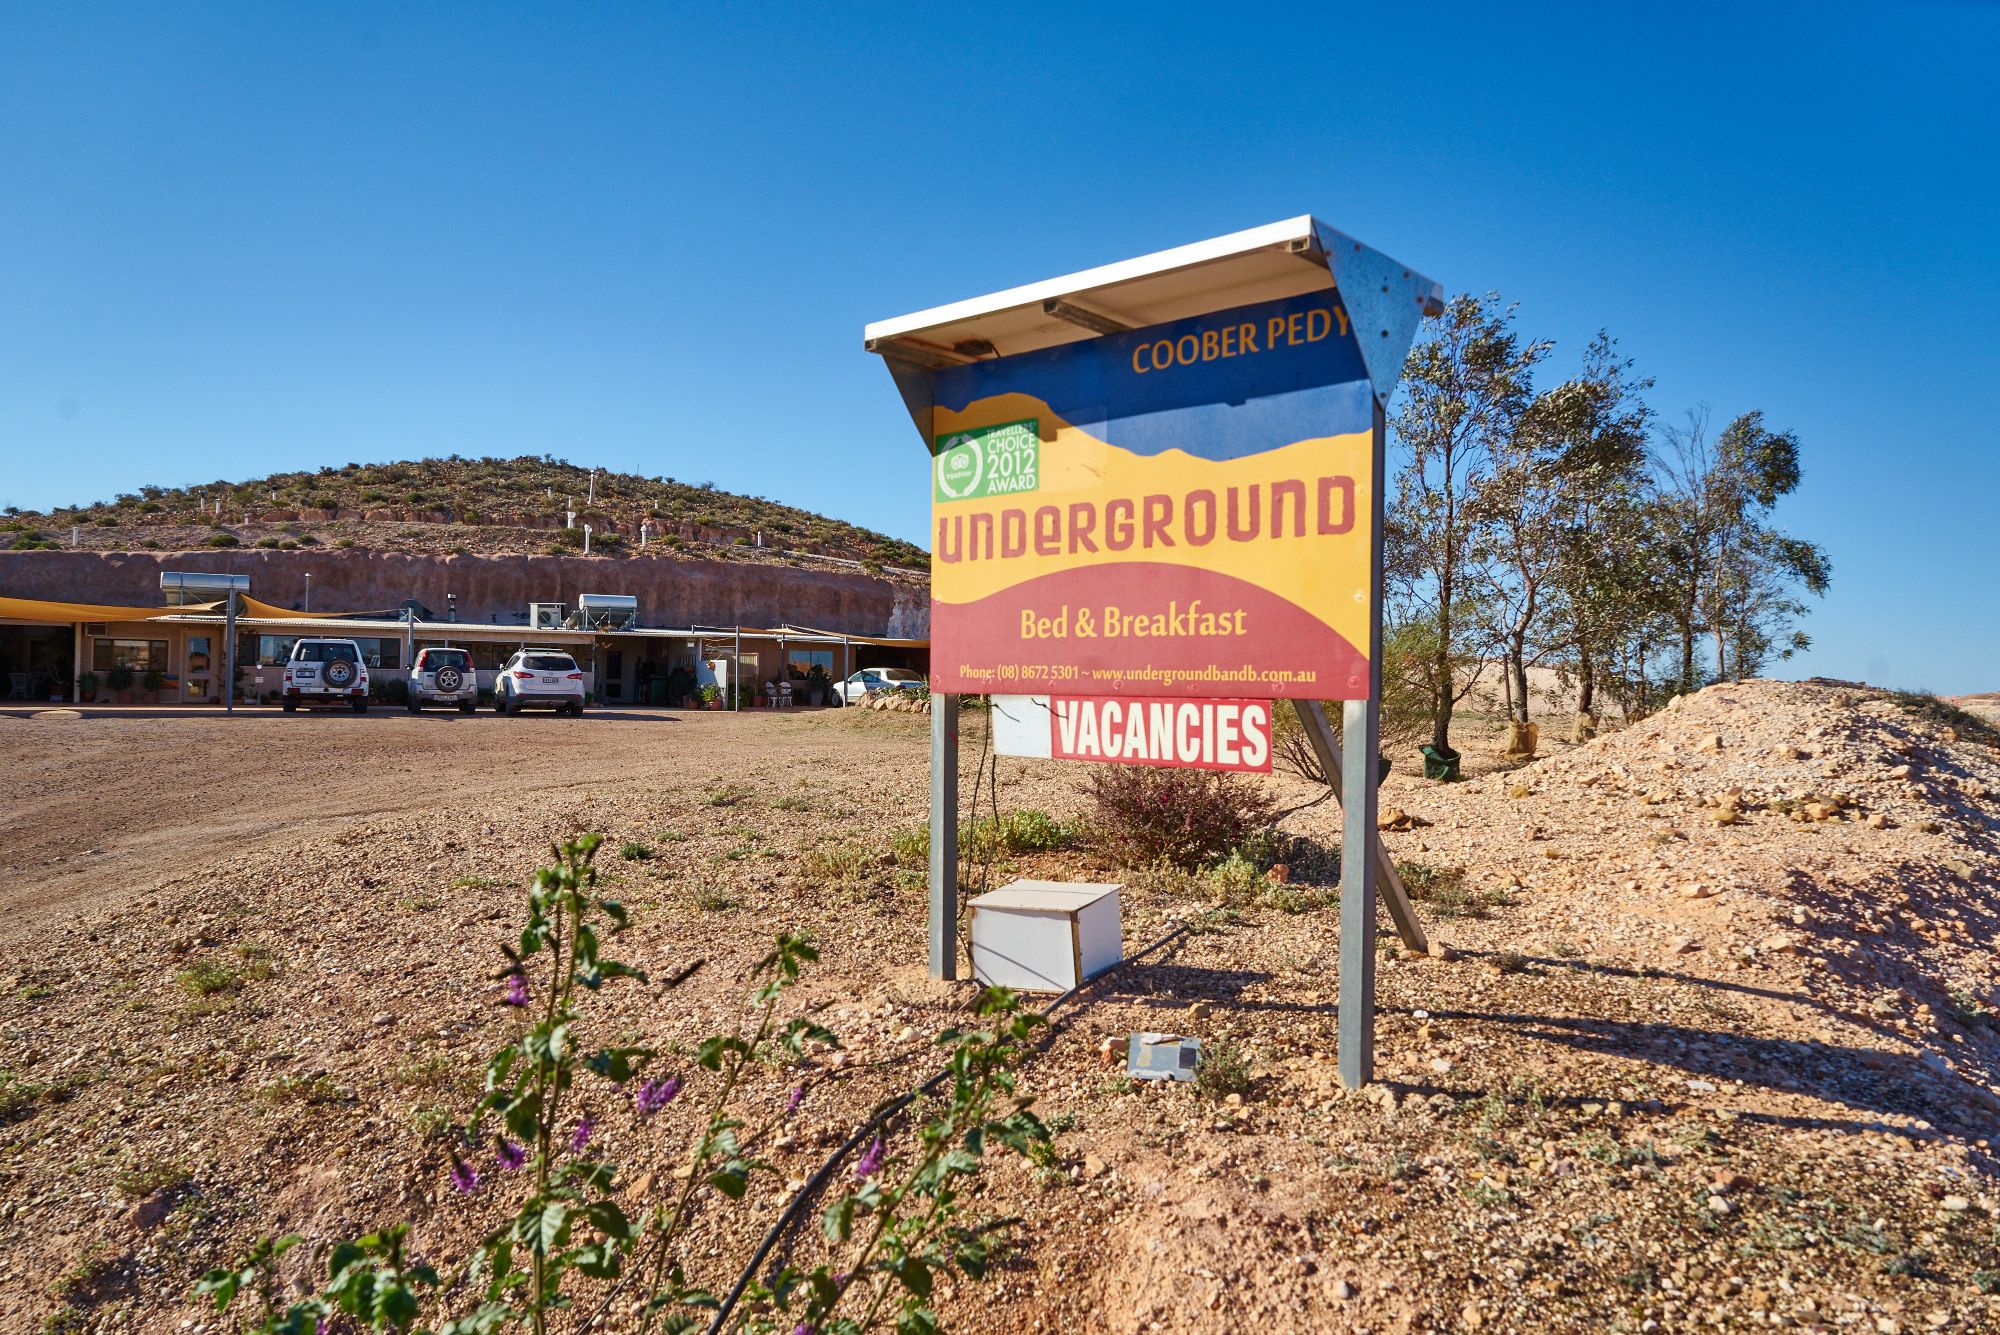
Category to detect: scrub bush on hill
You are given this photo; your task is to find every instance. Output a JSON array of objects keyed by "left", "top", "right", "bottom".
[
  {"left": 195, "top": 834, "right": 1046, "bottom": 1335},
  {"left": 1083, "top": 768, "right": 1279, "bottom": 869}
]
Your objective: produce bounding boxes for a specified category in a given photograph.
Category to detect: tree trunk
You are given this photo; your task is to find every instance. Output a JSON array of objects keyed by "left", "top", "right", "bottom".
[
  {"left": 1508, "top": 641, "right": 1529, "bottom": 725},
  {"left": 1713, "top": 626, "right": 1727, "bottom": 684},
  {"left": 1577, "top": 642, "right": 1596, "bottom": 715}
]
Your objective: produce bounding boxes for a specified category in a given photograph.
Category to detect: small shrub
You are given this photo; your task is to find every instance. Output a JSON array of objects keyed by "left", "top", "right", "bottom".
[
  {"left": 704, "top": 782, "right": 755, "bottom": 807},
  {"left": 114, "top": 1158, "right": 191, "bottom": 1199},
  {"left": 1399, "top": 862, "right": 1504, "bottom": 919},
  {"left": 262, "top": 1074, "right": 346, "bottom": 1106},
  {"left": 619, "top": 841, "right": 653, "bottom": 862},
  {"left": 0, "top": 1070, "right": 53, "bottom": 1122},
  {"left": 1194, "top": 1040, "right": 1253, "bottom": 1101},
  {"left": 206, "top": 532, "right": 240, "bottom": 547},
  {"left": 1085, "top": 768, "right": 1278, "bottom": 869},
  {"left": 803, "top": 841, "right": 873, "bottom": 884},
  {"left": 963, "top": 807, "right": 1071, "bottom": 861},
  {"left": 891, "top": 825, "right": 929, "bottom": 866}
]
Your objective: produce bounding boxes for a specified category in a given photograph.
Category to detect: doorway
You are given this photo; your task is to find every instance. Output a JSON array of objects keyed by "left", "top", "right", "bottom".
[{"left": 184, "top": 635, "right": 215, "bottom": 703}]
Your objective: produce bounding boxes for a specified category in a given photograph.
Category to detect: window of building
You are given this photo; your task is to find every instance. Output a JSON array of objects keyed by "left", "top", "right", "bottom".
[
  {"left": 249, "top": 635, "right": 297, "bottom": 666},
  {"left": 787, "top": 648, "right": 833, "bottom": 680},
  {"left": 92, "top": 638, "right": 169, "bottom": 673}
]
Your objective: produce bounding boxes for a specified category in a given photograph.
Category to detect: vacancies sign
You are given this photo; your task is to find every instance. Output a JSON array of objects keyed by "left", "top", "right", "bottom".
[
  {"left": 991, "top": 695, "right": 1274, "bottom": 773},
  {"left": 929, "top": 290, "right": 1375, "bottom": 700}
]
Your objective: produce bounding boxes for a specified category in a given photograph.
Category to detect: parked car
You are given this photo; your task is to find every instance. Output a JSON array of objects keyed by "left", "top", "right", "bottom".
[
  {"left": 408, "top": 646, "right": 478, "bottom": 713},
  {"left": 830, "top": 667, "right": 925, "bottom": 706},
  {"left": 494, "top": 648, "right": 586, "bottom": 715},
  {"left": 282, "top": 637, "right": 370, "bottom": 713}
]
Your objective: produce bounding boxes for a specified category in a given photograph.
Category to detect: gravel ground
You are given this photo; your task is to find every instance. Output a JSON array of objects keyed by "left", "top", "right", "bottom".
[{"left": 2, "top": 682, "right": 1997, "bottom": 1334}]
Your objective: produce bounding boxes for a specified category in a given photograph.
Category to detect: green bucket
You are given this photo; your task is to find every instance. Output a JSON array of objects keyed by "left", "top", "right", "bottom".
[{"left": 1420, "top": 744, "right": 1462, "bottom": 782}]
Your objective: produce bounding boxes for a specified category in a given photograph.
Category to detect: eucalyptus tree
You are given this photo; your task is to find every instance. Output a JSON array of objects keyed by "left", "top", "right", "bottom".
[{"left": 1389, "top": 293, "right": 1549, "bottom": 752}]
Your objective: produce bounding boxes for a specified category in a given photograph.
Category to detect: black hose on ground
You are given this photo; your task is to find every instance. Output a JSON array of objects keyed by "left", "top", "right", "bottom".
[{"left": 702, "top": 923, "right": 1190, "bottom": 1334}]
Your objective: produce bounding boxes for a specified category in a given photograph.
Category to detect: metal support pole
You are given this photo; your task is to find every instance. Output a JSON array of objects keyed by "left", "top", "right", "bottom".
[
  {"left": 1337, "top": 398, "right": 1389, "bottom": 1088},
  {"left": 928, "top": 693, "right": 959, "bottom": 980},
  {"left": 1291, "top": 699, "right": 1427, "bottom": 953},
  {"left": 732, "top": 628, "right": 741, "bottom": 710},
  {"left": 222, "top": 589, "right": 239, "bottom": 714}
]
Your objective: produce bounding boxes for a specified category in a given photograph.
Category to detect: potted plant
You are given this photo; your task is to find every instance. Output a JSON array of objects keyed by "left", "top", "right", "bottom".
[
  {"left": 697, "top": 682, "right": 721, "bottom": 710},
  {"left": 142, "top": 666, "right": 165, "bottom": 704},
  {"left": 806, "top": 663, "right": 830, "bottom": 706},
  {"left": 107, "top": 664, "right": 135, "bottom": 703},
  {"left": 78, "top": 671, "right": 99, "bottom": 703}
]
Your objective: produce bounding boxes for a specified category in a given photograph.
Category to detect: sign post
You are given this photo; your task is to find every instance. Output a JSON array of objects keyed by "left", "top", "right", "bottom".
[{"left": 868, "top": 217, "right": 1439, "bottom": 1083}]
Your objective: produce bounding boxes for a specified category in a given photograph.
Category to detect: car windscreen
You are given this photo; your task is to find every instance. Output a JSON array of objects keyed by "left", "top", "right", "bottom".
[
  {"left": 295, "top": 643, "right": 358, "bottom": 663},
  {"left": 426, "top": 651, "right": 471, "bottom": 669},
  {"left": 523, "top": 656, "right": 577, "bottom": 672}
]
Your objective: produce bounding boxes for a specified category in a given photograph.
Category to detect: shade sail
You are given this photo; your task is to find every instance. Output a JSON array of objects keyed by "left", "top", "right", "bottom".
[{"left": 0, "top": 595, "right": 216, "bottom": 623}]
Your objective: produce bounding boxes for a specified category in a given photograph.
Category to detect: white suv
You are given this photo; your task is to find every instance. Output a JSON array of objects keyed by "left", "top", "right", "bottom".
[
  {"left": 283, "top": 638, "right": 370, "bottom": 713},
  {"left": 494, "top": 648, "right": 586, "bottom": 715},
  {"left": 408, "top": 646, "right": 478, "bottom": 713}
]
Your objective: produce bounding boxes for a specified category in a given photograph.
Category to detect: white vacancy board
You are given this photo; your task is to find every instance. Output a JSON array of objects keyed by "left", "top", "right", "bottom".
[{"left": 990, "top": 694, "right": 1272, "bottom": 772}]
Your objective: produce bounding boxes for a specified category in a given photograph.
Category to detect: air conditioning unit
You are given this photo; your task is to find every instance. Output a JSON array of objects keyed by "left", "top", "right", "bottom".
[{"left": 529, "top": 602, "right": 565, "bottom": 630}]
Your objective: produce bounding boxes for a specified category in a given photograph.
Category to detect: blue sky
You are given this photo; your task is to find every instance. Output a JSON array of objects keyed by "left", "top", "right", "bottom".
[{"left": 2, "top": 3, "right": 1994, "bottom": 691}]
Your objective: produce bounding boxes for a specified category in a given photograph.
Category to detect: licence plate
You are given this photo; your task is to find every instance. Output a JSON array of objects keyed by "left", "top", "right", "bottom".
[{"left": 540, "top": 675, "right": 559, "bottom": 685}]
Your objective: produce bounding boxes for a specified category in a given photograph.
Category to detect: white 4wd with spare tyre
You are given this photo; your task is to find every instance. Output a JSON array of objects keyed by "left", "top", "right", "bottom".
[
  {"left": 408, "top": 646, "right": 478, "bottom": 712},
  {"left": 283, "top": 637, "right": 371, "bottom": 713}
]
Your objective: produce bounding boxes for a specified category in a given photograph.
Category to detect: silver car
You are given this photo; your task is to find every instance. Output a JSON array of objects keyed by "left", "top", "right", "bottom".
[
  {"left": 408, "top": 646, "right": 478, "bottom": 713},
  {"left": 494, "top": 648, "right": 586, "bottom": 716}
]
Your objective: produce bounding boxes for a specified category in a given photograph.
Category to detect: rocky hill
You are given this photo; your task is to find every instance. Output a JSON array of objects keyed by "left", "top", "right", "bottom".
[{"left": 0, "top": 455, "right": 929, "bottom": 572}]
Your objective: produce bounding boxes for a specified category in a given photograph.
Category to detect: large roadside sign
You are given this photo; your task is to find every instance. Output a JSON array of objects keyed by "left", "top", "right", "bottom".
[
  {"left": 926, "top": 289, "right": 1374, "bottom": 700},
  {"left": 867, "top": 216, "right": 1440, "bottom": 1086}
]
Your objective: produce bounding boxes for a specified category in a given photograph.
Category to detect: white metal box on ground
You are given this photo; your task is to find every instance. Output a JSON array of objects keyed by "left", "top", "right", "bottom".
[{"left": 968, "top": 880, "right": 1122, "bottom": 993}]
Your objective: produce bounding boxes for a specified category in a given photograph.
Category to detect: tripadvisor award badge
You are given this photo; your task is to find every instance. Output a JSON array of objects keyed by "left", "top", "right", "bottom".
[{"left": 934, "top": 419, "right": 1039, "bottom": 503}]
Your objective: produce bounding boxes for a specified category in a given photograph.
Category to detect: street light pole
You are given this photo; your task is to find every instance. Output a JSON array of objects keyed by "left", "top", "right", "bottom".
[{"left": 303, "top": 573, "right": 311, "bottom": 613}]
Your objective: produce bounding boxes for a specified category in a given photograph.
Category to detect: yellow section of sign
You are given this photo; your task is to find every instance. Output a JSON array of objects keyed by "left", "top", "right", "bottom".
[{"left": 931, "top": 392, "right": 1372, "bottom": 650}]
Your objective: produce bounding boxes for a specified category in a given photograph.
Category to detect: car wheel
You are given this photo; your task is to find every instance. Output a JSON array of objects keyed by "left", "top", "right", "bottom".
[
  {"left": 406, "top": 699, "right": 420, "bottom": 713},
  {"left": 459, "top": 700, "right": 475, "bottom": 714},
  {"left": 506, "top": 695, "right": 521, "bottom": 716},
  {"left": 571, "top": 701, "right": 585, "bottom": 716},
  {"left": 353, "top": 699, "right": 369, "bottom": 714},
  {"left": 282, "top": 697, "right": 297, "bottom": 713}
]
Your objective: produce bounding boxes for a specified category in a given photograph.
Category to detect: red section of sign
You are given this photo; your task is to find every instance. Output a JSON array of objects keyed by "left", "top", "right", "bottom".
[
  {"left": 1049, "top": 696, "right": 1273, "bottom": 772},
  {"left": 932, "top": 562, "right": 1368, "bottom": 699}
]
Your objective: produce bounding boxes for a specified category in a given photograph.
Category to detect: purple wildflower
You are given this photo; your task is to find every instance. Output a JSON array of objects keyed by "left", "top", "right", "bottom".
[
  {"left": 501, "top": 974, "right": 530, "bottom": 1007},
  {"left": 569, "top": 1117, "right": 593, "bottom": 1153},
  {"left": 791, "top": 1324, "right": 816, "bottom": 1335},
  {"left": 785, "top": 1085, "right": 805, "bottom": 1117},
  {"left": 448, "top": 1154, "right": 480, "bottom": 1195},
  {"left": 495, "top": 1139, "right": 526, "bottom": 1171},
  {"left": 634, "top": 1075, "right": 681, "bottom": 1117},
  {"left": 852, "top": 1134, "right": 885, "bottom": 1181}
]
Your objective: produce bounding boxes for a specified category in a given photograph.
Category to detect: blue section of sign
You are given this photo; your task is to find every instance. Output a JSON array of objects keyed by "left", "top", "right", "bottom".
[{"left": 933, "top": 290, "right": 1373, "bottom": 461}]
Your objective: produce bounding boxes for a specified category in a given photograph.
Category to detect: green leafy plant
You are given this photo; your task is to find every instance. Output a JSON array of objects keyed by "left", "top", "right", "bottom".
[
  {"left": 745, "top": 987, "right": 1048, "bottom": 1335},
  {"left": 195, "top": 834, "right": 1046, "bottom": 1335}
]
